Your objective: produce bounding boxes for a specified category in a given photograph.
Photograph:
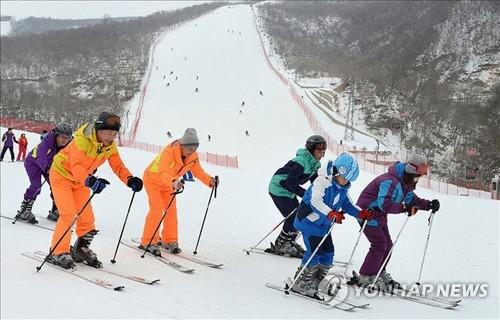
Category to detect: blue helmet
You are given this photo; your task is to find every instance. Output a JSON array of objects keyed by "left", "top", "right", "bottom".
[{"left": 333, "top": 153, "right": 359, "bottom": 182}]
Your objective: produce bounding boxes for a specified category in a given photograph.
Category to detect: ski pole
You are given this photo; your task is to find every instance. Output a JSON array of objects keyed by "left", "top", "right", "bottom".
[
  {"left": 343, "top": 219, "right": 368, "bottom": 277},
  {"left": 141, "top": 188, "right": 183, "bottom": 258},
  {"left": 416, "top": 209, "right": 436, "bottom": 285},
  {"left": 12, "top": 179, "right": 48, "bottom": 224},
  {"left": 369, "top": 214, "right": 411, "bottom": 292},
  {"left": 36, "top": 192, "right": 96, "bottom": 272},
  {"left": 245, "top": 208, "right": 297, "bottom": 255},
  {"left": 110, "top": 191, "right": 137, "bottom": 264},
  {"left": 193, "top": 176, "right": 219, "bottom": 255},
  {"left": 285, "top": 217, "right": 338, "bottom": 295}
]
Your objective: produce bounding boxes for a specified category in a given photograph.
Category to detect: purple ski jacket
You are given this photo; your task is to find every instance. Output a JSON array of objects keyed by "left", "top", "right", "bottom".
[
  {"left": 356, "top": 162, "right": 430, "bottom": 227},
  {"left": 2, "top": 131, "right": 18, "bottom": 148},
  {"left": 25, "top": 130, "right": 62, "bottom": 174}
]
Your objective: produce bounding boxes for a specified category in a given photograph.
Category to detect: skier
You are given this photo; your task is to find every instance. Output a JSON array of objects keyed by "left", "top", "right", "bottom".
[
  {"left": 352, "top": 153, "right": 440, "bottom": 289},
  {"left": 40, "top": 130, "right": 48, "bottom": 141},
  {"left": 290, "top": 153, "right": 373, "bottom": 298},
  {"left": 196, "top": 75, "right": 199, "bottom": 80},
  {"left": 267, "top": 135, "right": 327, "bottom": 258},
  {"left": 166, "top": 83, "right": 170, "bottom": 87},
  {"left": 139, "top": 128, "right": 218, "bottom": 255},
  {"left": 245, "top": 130, "right": 249, "bottom": 137},
  {"left": 241, "top": 101, "right": 245, "bottom": 107},
  {"left": 208, "top": 134, "right": 211, "bottom": 142},
  {"left": 0, "top": 128, "right": 18, "bottom": 162},
  {"left": 46, "top": 112, "right": 143, "bottom": 269},
  {"left": 15, "top": 123, "right": 73, "bottom": 224},
  {"left": 16, "top": 133, "right": 28, "bottom": 161},
  {"left": 195, "top": 88, "right": 199, "bottom": 93},
  {"left": 259, "top": 90, "right": 263, "bottom": 96},
  {"left": 167, "top": 131, "right": 172, "bottom": 138}
]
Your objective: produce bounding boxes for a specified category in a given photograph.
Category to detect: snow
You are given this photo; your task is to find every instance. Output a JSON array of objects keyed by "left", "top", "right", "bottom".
[
  {"left": 0, "top": 20, "right": 12, "bottom": 36},
  {"left": 1, "top": 4, "right": 499, "bottom": 319}
]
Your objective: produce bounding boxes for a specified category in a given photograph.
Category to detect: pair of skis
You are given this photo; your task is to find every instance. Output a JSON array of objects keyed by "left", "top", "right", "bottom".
[
  {"left": 120, "top": 238, "right": 224, "bottom": 273},
  {"left": 265, "top": 280, "right": 369, "bottom": 312},
  {"left": 337, "top": 271, "right": 461, "bottom": 310},
  {"left": 22, "top": 251, "right": 160, "bottom": 291}
]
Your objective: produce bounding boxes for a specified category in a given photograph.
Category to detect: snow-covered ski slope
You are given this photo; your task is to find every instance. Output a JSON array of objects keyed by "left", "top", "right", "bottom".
[{"left": 1, "top": 4, "right": 499, "bottom": 319}]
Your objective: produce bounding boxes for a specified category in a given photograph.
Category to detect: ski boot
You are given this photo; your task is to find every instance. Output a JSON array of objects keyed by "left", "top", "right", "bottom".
[
  {"left": 380, "top": 270, "right": 401, "bottom": 289},
  {"left": 349, "top": 271, "right": 386, "bottom": 291},
  {"left": 47, "top": 202, "right": 59, "bottom": 221},
  {"left": 47, "top": 252, "right": 76, "bottom": 270},
  {"left": 138, "top": 243, "right": 162, "bottom": 256},
  {"left": 265, "top": 231, "right": 303, "bottom": 258},
  {"left": 15, "top": 199, "right": 38, "bottom": 224},
  {"left": 315, "top": 264, "right": 340, "bottom": 297},
  {"left": 162, "top": 241, "right": 182, "bottom": 254},
  {"left": 290, "top": 265, "right": 320, "bottom": 298},
  {"left": 71, "top": 230, "right": 102, "bottom": 268}
]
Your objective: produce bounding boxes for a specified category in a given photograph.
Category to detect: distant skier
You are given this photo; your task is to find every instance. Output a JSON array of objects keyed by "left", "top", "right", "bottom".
[
  {"left": 166, "top": 83, "right": 170, "bottom": 87},
  {"left": 239, "top": 110, "right": 243, "bottom": 114},
  {"left": 259, "top": 90, "right": 263, "bottom": 96},
  {"left": 196, "top": 75, "right": 199, "bottom": 80},
  {"left": 46, "top": 112, "right": 143, "bottom": 269},
  {"left": 175, "top": 76, "right": 178, "bottom": 80},
  {"left": 16, "top": 134, "right": 28, "bottom": 161},
  {"left": 167, "top": 131, "right": 172, "bottom": 138},
  {"left": 290, "top": 153, "right": 373, "bottom": 298},
  {"left": 15, "top": 123, "right": 73, "bottom": 224},
  {"left": 170, "top": 70, "right": 173, "bottom": 75},
  {"left": 195, "top": 88, "right": 199, "bottom": 93},
  {"left": 208, "top": 134, "right": 211, "bottom": 142},
  {"left": 352, "top": 153, "right": 440, "bottom": 289},
  {"left": 241, "top": 101, "right": 245, "bottom": 107},
  {"left": 139, "top": 128, "right": 218, "bottom": 255},
  {"left": 266, "top": 135, "right": 327, "bottom": 257},
  {"left": 0, "top": 128, "right": 18, "bottom": 162},
  {"left": 245, "top": 130, "right": 249, "bottom": 137},
  {"left": 163, "top": 75, "right": 166, "bottom": 79}
]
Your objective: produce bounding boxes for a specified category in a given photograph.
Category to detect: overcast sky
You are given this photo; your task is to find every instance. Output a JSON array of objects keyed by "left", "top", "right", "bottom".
[{"left": 1, "top": 1, "right": 213, "bottom": 20}]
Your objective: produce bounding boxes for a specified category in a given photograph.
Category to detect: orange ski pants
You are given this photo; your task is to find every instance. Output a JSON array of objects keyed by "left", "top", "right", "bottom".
[
  {"left": 140, "top": 177, "right": 178, "bottom": 246},
  {"left": 49, "top": 170, "right": 95, "bottom": 255}
]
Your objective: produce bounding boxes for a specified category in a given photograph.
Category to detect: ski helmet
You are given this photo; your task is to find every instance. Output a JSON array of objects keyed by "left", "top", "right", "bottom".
[
  {"left": 54, "top": 122, "right": 73, "bottom": 137},
  {"left": 305, "top": 135, "right": 327, "bottom": 153},
  {"left": 333, "top": 153, "right": 359, "bottom": 182}
]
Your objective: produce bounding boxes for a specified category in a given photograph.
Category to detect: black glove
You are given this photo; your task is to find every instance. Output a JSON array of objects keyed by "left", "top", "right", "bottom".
[
  {"left": 85, "top": 176, "right": 110, "bottom": 194},
  {"left": 127, "top": 176, "right": 143, "bottom": 192},
  {"left": 429, "top": 199, "right": 440, "bottom": 212}
]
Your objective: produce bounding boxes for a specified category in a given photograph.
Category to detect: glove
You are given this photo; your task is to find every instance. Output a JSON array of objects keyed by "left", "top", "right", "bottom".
[
  {"left": 359, "top": 209, "right": 374, "bottom": 220},
  {"left": 327, "top": 211, "right": 345, "bottom": 224},
  {"left": 429, "top": 199, "right": 440, "bottom": 212},
  {"left": 85, "top": 176, "right": 110, "bottom": 194},
  {"left": 172, "top": 179, "right": 184, "bottom": 191},
  {"left": 404, "top": 204, "right": 419, "bottom": 216},
  {"left": 127, "top": 176, "right": 143, "bottom": 192},
  {"left": 209, "top": 176, "right": 219, "bottom": 188}
]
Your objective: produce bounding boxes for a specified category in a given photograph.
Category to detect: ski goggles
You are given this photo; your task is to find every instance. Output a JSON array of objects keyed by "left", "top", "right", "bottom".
[
  {"left": 95, "top": 115, "right": 121, "bottom": 131},
  {"left": 314, "top": 142, "right": 327, "bottom": 151},
  {"left": 407, "top": 162, "right": 429, "bottom": 175}
]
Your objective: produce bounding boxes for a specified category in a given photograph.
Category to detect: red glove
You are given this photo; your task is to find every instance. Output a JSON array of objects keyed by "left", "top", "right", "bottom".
[
  {"left": 359, "top": 209, "right": 374, "bottom": 220},
  {"left": 327, "top": 211, "right": 345, "bottom": 224}
]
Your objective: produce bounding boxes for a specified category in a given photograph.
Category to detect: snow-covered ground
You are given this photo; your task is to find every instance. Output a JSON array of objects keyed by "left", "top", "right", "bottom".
[{"left": 1, "top": 4, "right": 499, "bottom": 319}]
